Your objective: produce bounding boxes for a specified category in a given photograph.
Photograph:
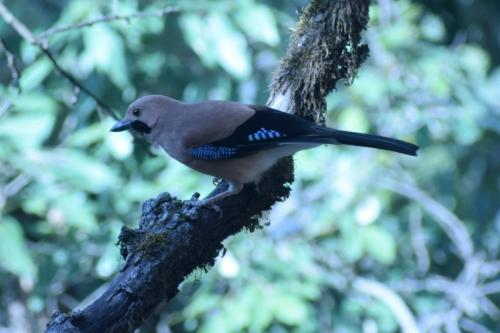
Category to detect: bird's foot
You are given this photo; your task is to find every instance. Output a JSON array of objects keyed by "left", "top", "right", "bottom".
[
  {"left": 186, "top": 197, "right": 223, "bottom": 219},
  {"left": 202, "top": 202, "right": 223, "bottom": 218}
]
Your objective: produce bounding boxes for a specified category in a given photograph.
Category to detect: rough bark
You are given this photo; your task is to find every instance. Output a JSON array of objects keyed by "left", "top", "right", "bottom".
[{"left": 45, "top": 0, "right": 370, "bottom": 332}]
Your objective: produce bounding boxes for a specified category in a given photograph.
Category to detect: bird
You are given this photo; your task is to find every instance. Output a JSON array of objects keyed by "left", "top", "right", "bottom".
[{"left": 110, "top": 95, "right": 419, "bottom": 206}]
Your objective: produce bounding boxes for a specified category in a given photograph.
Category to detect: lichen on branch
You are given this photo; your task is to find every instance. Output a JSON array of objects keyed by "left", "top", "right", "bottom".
[{"left": 270, "top": 0, "right": 369, "bottom": 123}]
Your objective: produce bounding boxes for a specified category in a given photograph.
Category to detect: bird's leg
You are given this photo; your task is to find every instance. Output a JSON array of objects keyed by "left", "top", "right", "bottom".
[{"left": 196, "top": 180, "right": 243, "bottom": 207}]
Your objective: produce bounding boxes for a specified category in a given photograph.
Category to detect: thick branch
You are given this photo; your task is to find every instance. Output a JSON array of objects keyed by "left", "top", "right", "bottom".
[{"left": 45, "top": 0, "right": 370, "bottom": 332}]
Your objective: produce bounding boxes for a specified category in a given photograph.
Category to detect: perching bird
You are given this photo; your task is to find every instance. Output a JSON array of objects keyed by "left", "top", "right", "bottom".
[{"left": 111, "top": 95, "right": 418, "bottom": 205}]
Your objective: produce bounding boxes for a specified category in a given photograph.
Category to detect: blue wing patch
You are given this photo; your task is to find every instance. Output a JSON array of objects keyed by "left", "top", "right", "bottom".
[
  {"left": 191, "top": 145, "right": 237, "bottom": 160},
  {"left": 248, "top": 128, "right": 285, "bottom": 142}
]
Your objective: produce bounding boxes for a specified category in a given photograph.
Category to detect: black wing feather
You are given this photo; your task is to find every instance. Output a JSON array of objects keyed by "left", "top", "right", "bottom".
[
  {"left": 191, "top": 106, "right": 316, "bottom": 160},
  {"left": 190, "top": 105, "right": 419, "bottom": 160}
]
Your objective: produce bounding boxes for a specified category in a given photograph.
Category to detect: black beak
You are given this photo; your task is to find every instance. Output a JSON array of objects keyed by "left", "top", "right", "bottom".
[
  {"left": 110, "top": 120, "right": 151, "bottom": 134},
  {"left": 110, "top": 119, "right": 134, "bottom": 132}
]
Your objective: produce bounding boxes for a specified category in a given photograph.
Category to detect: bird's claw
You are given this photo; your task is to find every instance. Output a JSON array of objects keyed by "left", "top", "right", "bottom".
[
  {"left": 204, "top": 203, "right": 223, "bottom": 218},
  {"left": 187, "top": 199, "right": 223, "bottom": 219}
]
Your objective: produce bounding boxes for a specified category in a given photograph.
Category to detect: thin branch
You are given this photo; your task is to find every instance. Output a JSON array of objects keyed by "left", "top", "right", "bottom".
[
  {"left": 0, "top": 37, "right": 21, "bottom": 93},
  {"left": 39, "top": 48, "right": 120, "bottom": 119},
  {"left": 0, "top": 2, "right": 35, "bottom": 43},
  {"left": 460, "top": 318, "right": 494, "bottom": 333},
  {"left": 478, "top": 295, "right": 500, "bottom": 319},
  {"left": 0, "top": 99, "right": 12, "bottom": 119},
  {"left": 481, "top": 280, "right": 500, "bottom": 295},
  {"left": 0, "top": 1, "right": 119, "bottom": 119},
  {"left": 38, "top": 6, "right": 179, "bottom": 40},
  {"left": 2, "top": 174, "right": 31, "bottom": 198},
  {"left": 392, "top": 273, "right": 500, "bottom": 322},
  {"left": 380, "top": 178, "right": 474, "bottom": 259},
  {"left": 480, "top": 261, "right": 500, "bottom": 279},
  {"left": 409, "top": 206, "right": 430, "bottom": 274},
  {"left": 419, "top": 309, "right": 467, "bottom": 333},
  {"left": 353, "top": 277, "right": 420, "bottom": 333}
]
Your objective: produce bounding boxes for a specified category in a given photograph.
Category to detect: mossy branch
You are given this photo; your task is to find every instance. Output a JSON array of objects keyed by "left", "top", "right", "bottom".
[{"left": 45, "top": 1, "right": 370, "bottom": 332}]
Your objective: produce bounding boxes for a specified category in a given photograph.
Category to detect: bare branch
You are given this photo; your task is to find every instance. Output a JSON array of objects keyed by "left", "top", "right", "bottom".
[
  {"left": 2, "top": 174, "right": 31, "bottom": 198},
  {"left": 39, "top": 48, "right": 120, "bottom": 119},
  {"left": 481, "top": 280, "right": 500, "bottom": 295},
  {"left": 381, "top": 178, "right": 474, "bottom": 259},
  {"left": 38, "top": 6, "right": 179, "bottom": 40},
  {"left": 353, "top": 277, "right": 420, "bottom": 333},
  {"left": 0, "top": 2, "right": 36, "bottom": 43},
  {"left": 0, "top": 99, "right": 12, "bottom": 119},
  {"left": 0, "top": 37, "right": 21, "bottom": 93},
  {"left": 461, "top": 318, "right": 494, "bottom": 333},
  {"left": 0, "top": 1, "right": 119, "bottom": 119},
  {"left": 409, "top": 206, "right": 430, "bottom": 274}
]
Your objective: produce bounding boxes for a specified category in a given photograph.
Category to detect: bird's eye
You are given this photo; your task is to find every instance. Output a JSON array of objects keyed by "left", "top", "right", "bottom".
[{"left": 132, "top": 108, "right": 141, "bottom": 117}]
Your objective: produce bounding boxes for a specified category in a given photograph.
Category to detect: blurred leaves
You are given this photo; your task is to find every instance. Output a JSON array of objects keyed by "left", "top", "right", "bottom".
[
  {"left": 234, "top": 1, "right": 279, "bottom": 46},
  {"left": 0, "top": 217, "right": 36, "bottom": 285},
  {"left": 362, "top": 225, "right": 397, "bottom": 265},
  {"left": 17, "top": 149, "right": 118, "bottom": 193},
  {"left": 180, "top": 13, "right": 251, "bottom": 79},
  {"left": 81, "top": 25, "right": 129, "bottom": 89},
  {"left": 0, "top": 0, "right": 499, "bottom": 332},
  {"left": 19, "top": 58, "right": 53, "bottom": 92}
]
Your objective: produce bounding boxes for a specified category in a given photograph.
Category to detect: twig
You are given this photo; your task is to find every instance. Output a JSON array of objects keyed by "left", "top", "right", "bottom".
[
  {"left": 478, "top": 296, "right": 500, "bottom": 319},
  {"left": 3, "top": 174, "right": 31, "bottom": 198},
  {"left": 380, "top": 178, "right": 474, "bottom": 259},
  {"left": 353, "top": 277, "right": 420, "bottom": 333},
  {"left": 38, "top": 6, "right": 179, "bottom": 40},
  {"left": 40, "top": 49, "right": 120, "bottom": 119},
  {"left": 0, "top": 1, "right": 119, "bottom": 119},
  {"left": 460, "top": 318, "right": 493, "bottom": 333},
  {"left": 0, "top": 173, "right": 31, "bottom": 210},
  {"left": 0, "top": 99, "right": 12, "bottom": 119},
  {"left": 392, "top": 274, "right": 500, "bottom": 323},
  {"left": 409, "top": 206, "right": 430, "bottom": 274},
  {"left": 444, "top": 309, "right": 461, "bottom": 333},
  {"left": 480, "top": 261, "right": 500, "bottom": 279},
  {"left": 481, "top": 280, "right": 500, "bottom": 295},
  {"left": 0, "top": 37, "right": 21, "bottom": 93}
]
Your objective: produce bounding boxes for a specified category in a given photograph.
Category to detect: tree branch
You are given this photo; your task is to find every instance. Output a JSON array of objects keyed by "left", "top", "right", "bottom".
[
  {"left": 0, "top": 1, "right": 119, "bottom": 119},
  {"left": 45, "top": 0, "right": 370, "bottom": 332},
  {"left": 0, "top": 37, "right": 21, "bottom": 93},
  {"left": 37, "top": 6, "right": 179, "bottom": 40},
  {"left": 380, "top": 177, "right": 474, "bottom": 259},
  {"left": 353, "top": 277, "right": 420, "bottom": 333}
]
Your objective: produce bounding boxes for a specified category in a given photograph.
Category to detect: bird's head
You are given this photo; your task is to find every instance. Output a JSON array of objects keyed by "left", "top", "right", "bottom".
[{"left": 110, "top": 95, "right": 178, "bottom": 138}]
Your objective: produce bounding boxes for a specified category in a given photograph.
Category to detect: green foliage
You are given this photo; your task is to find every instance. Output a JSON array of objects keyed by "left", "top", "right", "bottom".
[
  {"left": 0, "top": 217, "right": 36, "bottom": 282},
  {"left": 0, "top": 0, "right": 499, "bottom": 332}
]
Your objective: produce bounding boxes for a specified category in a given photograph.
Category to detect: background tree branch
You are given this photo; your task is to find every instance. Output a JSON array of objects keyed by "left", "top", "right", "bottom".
[
  {"left": 0, "top": 1, "right": 119, "bottom": 119},
  {"left": 45, "top": 0, "right": 370, "bottom": 332}
]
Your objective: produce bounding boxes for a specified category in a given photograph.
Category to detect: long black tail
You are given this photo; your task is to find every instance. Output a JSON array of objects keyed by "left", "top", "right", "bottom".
[{"left": 307, "top": 129, "right": 419, "bottom": 156}]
